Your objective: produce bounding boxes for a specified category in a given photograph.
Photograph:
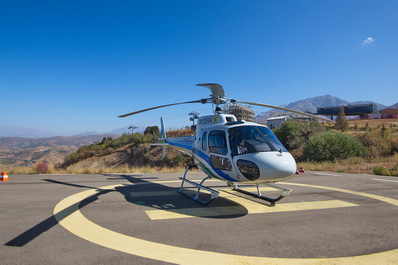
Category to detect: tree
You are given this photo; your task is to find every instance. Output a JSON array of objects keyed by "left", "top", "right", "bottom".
[
  {"left": 274, "top": 120, "right": 302, "bottom": 150},
  {"left": 336, "top": 106, "right": 349, "bottom": 131},
  {"left": 300, "top": 119, "right": 325, "bottom": 141},
  {"left": 144, "top": 126, "right": 160, "bottom": 137},
  {"left": 354, "top": 123, "right": 358, "bottom": 131},
  {"left": 381, "top": 123, "right": 389, "bottom": 138}
]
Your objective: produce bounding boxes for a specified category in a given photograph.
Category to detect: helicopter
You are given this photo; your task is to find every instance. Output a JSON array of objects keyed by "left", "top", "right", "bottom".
[{"left": 119, "top": 83, "right": 330, "bottom": 205}]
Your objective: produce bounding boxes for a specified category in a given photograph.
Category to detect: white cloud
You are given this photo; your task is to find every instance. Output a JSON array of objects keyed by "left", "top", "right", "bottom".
[{"left": 361, "top": 37, "right": 375, "bottom": 45}]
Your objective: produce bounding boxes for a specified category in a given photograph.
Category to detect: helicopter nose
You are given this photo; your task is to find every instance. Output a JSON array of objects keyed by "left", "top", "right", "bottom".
[
  {"left": 257, "top": 152, "right": 296, "bottom": 179},
  {"left": 236, "top": 152, "right": 296, "bottom": 181}
]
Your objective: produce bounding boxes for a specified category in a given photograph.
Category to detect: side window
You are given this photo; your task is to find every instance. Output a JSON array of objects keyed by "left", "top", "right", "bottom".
[
  {"left": 208, "top": 130, "right": 228, "bottom": 155},
  {"left": 211, "top": 155, "right": 232, "bottom": 171},
  {"left": 202, "top": 132, "right": 207, "bottom": 151}
]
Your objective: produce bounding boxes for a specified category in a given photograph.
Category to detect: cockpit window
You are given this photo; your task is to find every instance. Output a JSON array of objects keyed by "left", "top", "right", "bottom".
[
  {"left": 229, "top": 126, "right": 287, "bottom": 156},
  {"left": 208, "top": 130, "right": 228, "bottom": 155}
]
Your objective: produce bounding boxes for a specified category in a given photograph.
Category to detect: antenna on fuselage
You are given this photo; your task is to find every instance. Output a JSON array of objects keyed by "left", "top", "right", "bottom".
[
  {"left": 189, "top": 111, "right": 199, "bottom": 132},
  {"left": 128, "top": 125, "right": 138, "bottom": 134},
  {"left": 189, "top": 111, "right": 199, "bottom": 125}
]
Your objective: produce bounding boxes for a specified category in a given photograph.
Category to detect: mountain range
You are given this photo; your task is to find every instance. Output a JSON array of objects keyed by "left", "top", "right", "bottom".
[
  {"left": 0, "top": 126, "right": 143, "bottom": 139},
  {"left": 256, "top": 95, "right": 391, "bottom": 121},
  {"left": 389, "top": 103, "right": 398, "bottom": 109}
]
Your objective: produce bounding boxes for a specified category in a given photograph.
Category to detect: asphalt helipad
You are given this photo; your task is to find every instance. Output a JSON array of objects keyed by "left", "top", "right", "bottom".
[{"left": 1, "top": 171, "right": 398, "bottom": 264}]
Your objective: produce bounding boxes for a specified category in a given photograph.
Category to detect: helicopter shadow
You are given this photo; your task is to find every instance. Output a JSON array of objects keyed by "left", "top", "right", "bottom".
[
  {"left": 4, "top": 174, "right": 247, "bottom": 247},
  {"left": 101, "top": 174, "right": 249, "bottom": 219}
]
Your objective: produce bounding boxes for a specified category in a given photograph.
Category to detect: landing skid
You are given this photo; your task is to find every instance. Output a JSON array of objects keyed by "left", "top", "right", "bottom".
[
  {"left": 179, "top": 166, "right": 219, "bottom": 205},
  {"left": 229, "top": 183, "right": 292, "bottom": 206}
]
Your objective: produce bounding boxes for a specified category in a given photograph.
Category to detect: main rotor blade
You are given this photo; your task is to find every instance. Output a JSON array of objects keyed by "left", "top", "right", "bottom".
[
  {"left": 118, "top": 99, "right": 204, "bottom": 118},
  {"left": 237, "top": 101, "right": 332, "bottom": 122},
  {"left": 197, "top": 83, "right": 225, "bottom": 98}
]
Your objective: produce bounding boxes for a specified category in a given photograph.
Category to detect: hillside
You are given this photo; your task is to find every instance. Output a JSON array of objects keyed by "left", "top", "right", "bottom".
[
  {"left": 52, "top": 120, "right": 398, "bottom": 176},
  {"left": 0, "top": 134, "right": 116, "bottom": 166},
  {"left": 0, "top": 146, "right": 78, "bottom": 165},
  {"left": 61, "top": 131, "right": 195, "bottom": 171}
]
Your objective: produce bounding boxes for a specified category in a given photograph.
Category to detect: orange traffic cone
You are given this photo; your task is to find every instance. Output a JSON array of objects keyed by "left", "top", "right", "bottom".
[
  {"left": 295, "top": 170, "right": 300, "bottom": 175},
  {"left": 299, "top": 167, "right": 305, "bottom": 173},
  {"left": 0, "top": 172, "right": 9, "bottom": 181}
]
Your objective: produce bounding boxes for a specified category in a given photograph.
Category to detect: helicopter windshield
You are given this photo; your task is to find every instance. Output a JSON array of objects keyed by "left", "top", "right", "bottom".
[{"left": 229, "top": 126, "right": 287, "bottom": 156}]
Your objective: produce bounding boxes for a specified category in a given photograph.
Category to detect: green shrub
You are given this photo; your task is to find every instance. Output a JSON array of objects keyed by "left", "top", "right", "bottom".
[
  {"left": 303, "top": 132, "right": 364, "bottom": 162},
  {"left": 274, "top": 120, "right": 326, "bottom": 152},
  {"left": 301, "top": 120, "right": 326, "bottom": 141},
  {"left": 372, "top": 166, "right": 390, "bottom": 176},
  {"left": 274, "top": 121, "right": 302, "bottom": 150},
  {"left": 356, "top": 132, "right": 390, "bottom": 158}
]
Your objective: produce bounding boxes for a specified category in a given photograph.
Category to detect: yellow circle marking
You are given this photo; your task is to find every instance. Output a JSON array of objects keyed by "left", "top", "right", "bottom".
[{"left": 54, "top": 182, "right": 398, "bottom": 264}]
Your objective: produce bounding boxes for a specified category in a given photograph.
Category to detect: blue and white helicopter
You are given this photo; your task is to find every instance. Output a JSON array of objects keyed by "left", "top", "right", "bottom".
[{"left": 119, "top": 84, "right": 329, "bottom": 205}]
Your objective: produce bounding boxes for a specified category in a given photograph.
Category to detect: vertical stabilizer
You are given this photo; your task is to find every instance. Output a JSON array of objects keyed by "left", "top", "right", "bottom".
[
  {"left": 160, "top": 117, "right": 167, "bottom": 159},
  {"left": 161, "top": 117, "right": 166, "bottom": 139}
]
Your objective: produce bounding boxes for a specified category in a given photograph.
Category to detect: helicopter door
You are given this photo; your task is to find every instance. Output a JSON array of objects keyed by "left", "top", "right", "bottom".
[{"left": 207, "top": 130, "right": 238, "bottom": 178}]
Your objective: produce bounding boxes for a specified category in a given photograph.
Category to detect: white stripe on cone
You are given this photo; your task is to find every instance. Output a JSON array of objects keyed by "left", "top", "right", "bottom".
[{"left": 1, "top": 172, "right": 9, "bottom": 181}]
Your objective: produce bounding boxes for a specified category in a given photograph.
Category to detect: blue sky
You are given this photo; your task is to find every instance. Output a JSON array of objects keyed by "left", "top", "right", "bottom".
[{"left": 1, "top": 1, "right": 397, "bottom": 136}]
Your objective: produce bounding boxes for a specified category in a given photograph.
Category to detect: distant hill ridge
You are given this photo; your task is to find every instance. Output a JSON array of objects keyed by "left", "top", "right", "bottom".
[
  {"left": 388, "top": 103, "right": 398, "bottom": 109},
  {"left": 257, "top": 95, "right": 387, "bottom": 120},
  {"left": 0, "top": 134, "right": 116, "bottom": 150}
]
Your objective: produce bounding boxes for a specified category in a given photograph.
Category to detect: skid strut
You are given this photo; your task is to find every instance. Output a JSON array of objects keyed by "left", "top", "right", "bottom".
[
  {"left": 230, "top": 183, "right": 292, "bottom": 206},
  {"left": 179, "top": 166, "right": 219, "bottom": 205}
]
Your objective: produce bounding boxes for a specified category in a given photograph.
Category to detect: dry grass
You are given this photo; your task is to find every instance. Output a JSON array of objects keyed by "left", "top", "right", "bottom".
[
  {"left": 348, "top": 118, "right": 398, "bottom": 129},
  {"left": 4, "top": 155, "right": 397, "bottom": 176},
  {"left": 166, "top": 129, "right": 195, "bottom": 138},
  {"left": 1, "top": 163, "right": 198, "bottom": 175},
  {"left": 65, "top": 164, "right": 196, "bottom": 174},
  {"left": 299, "top": 154, "right": 398, "bottom": 175},
  {"left": 0, "top": 165, "right": 37, "bottom": 175}
]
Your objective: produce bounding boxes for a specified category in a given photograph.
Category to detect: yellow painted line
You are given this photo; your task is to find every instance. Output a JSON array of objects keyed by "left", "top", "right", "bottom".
[
  {"left": 145, "top": 200, "right": 358, "bottom": 220},
  {"left": 54, "top": 182, "right": 398, "bottom": 264},
  {"left": 283, "top": 182, "right": 398, "bottom": 207}
]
